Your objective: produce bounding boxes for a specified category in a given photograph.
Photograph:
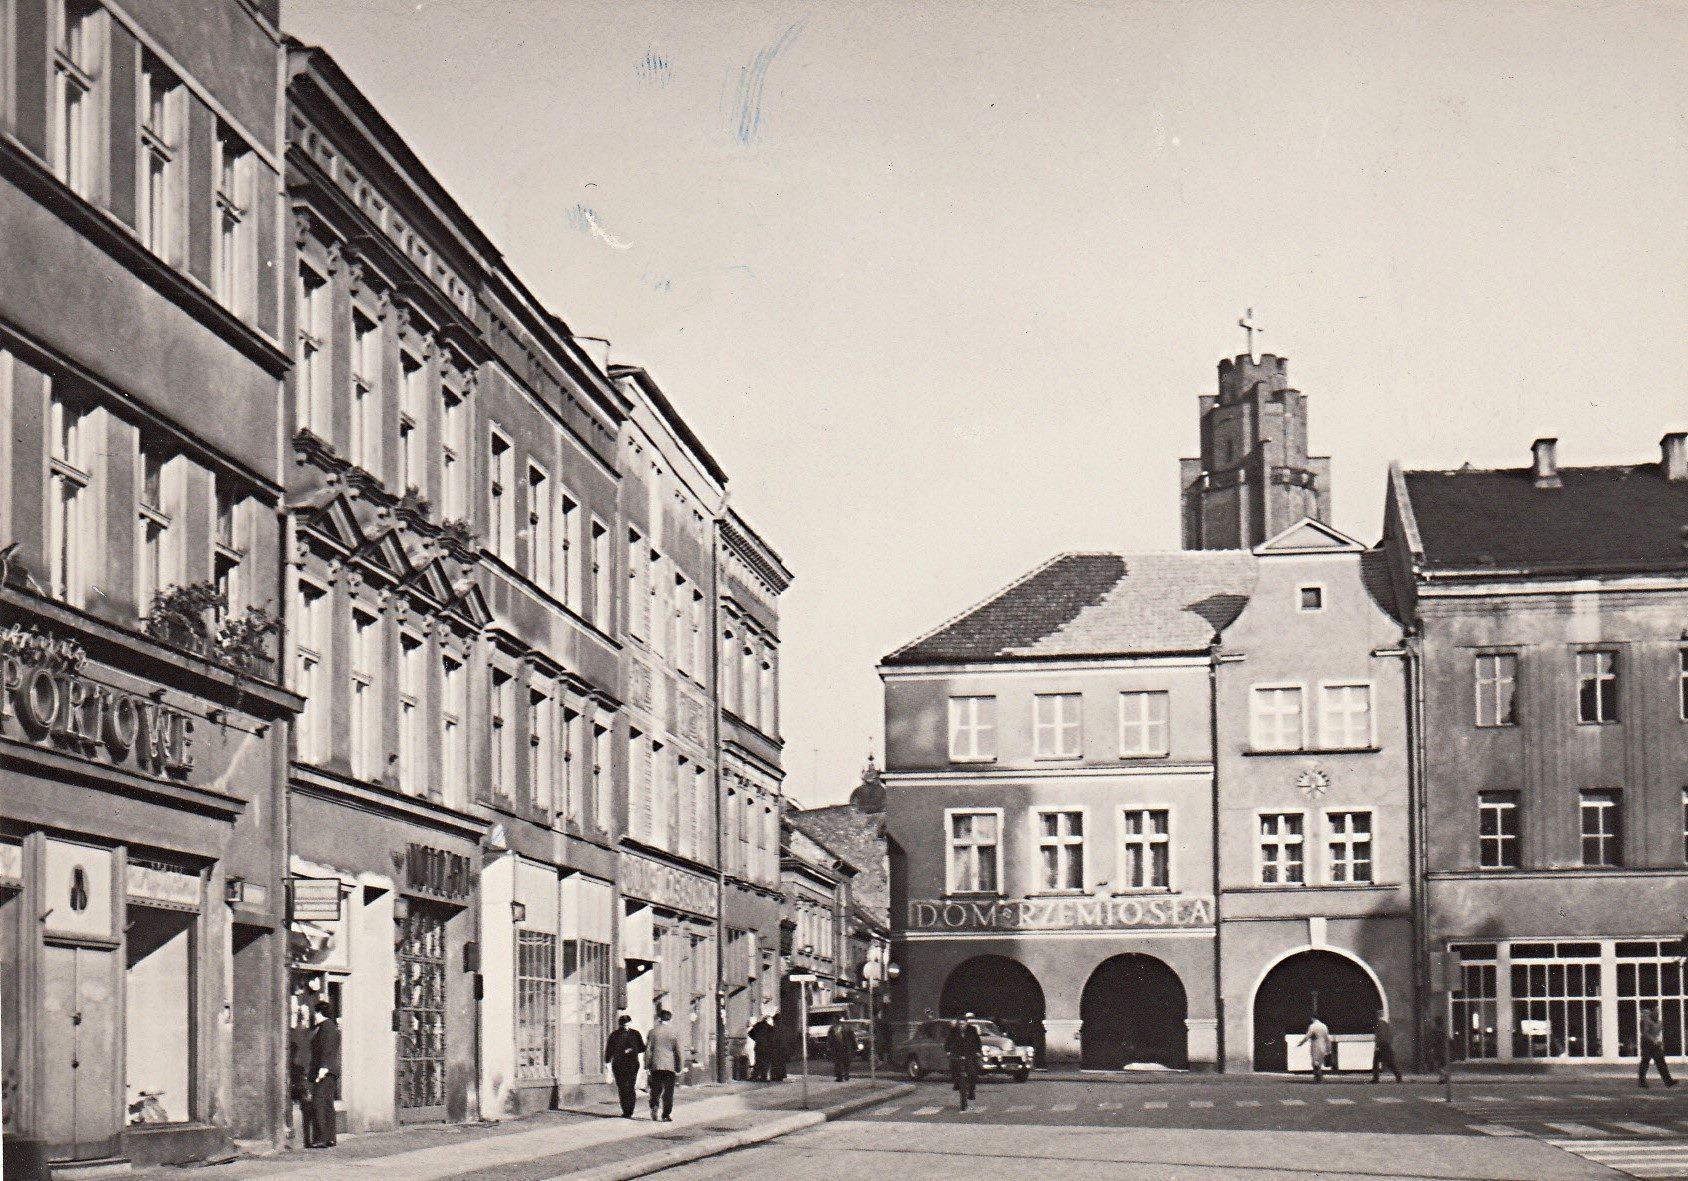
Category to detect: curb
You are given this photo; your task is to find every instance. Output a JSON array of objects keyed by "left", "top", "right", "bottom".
[{"left": 564, "top": 1084, "right": 915, "bottom": 1181}]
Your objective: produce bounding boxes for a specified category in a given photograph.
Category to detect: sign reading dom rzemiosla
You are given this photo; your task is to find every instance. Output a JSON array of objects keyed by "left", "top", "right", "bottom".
[{"left": 907, "top": 895, "right": 1215, "bottom": 932}]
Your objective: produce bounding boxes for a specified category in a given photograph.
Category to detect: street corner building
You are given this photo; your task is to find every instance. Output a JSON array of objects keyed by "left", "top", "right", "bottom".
[
  {"left": 0, "top": 0, "right": 301, "bottom": 1171},
  {"left": 879, "top": 351, "right": 1416, "bottom": 1073},
  {"left": 1381, "top": 434, "right": 1688, "bottom": 1067}
]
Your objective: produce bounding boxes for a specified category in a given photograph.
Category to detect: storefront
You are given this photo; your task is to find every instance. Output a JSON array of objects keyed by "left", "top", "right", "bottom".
[
  {"left": 1, "top": 605, "right": 298, "bottom": 1173},
  {"left": 287, "top": 781, "right": 482, "bottom": 1133},
  {"left": 620, "top": 850, "right": 718, "bottom": 1084}
]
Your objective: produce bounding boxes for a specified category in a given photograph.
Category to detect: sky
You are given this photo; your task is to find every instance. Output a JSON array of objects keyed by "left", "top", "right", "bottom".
[{"left": 285, "top": 0, "right": 1686, "bottom": 808}]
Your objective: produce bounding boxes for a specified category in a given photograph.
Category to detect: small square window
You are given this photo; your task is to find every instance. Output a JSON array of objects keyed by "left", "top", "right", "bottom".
[{"left": 1298, "top": 586, "right": 1324, "bottom": 612}]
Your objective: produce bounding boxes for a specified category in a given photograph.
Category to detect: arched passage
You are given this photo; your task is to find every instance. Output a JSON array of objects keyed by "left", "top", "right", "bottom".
[
  {"left": 939, "top": 955, "right": 1047, "bottom": 1063},
  {"left": 1080, "top": 954, "right": 1188, "bottom": 1069},
  {"left": 1252, "top": 949, "right": 1384, "bottom": 1072}
]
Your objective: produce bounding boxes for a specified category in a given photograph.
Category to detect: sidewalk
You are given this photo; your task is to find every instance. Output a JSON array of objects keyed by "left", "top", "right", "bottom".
[{"left": 129, "top": 1078, "right": 909, "bottom": 1181}]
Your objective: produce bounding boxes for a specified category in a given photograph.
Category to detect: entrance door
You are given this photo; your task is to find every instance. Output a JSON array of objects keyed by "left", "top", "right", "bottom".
[
  {"left": 1080, "top": 954, "right": 1188, "bottom": 1069},
  {"left": 1252, "top": 950, "right": 1382, "bottom": 1072},
  {"left": 41, "top": 944, "right": 121, "bottom": 1161},
  {"left": 396, "top": 904, "right": 447, "bottom": 1121}
]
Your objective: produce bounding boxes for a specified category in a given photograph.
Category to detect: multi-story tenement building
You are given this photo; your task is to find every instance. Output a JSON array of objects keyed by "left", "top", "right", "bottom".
[
  {"left": 717, "top": 509, "right": 790, "bottom": 1058},
  {"left": 880, "top": 551, "right": 1253, "bottom": 1070},
  {"left": 780, "top": 817, "right": 858, "bottom": 1032},
  {"left": 1214, "top": 519, "right": 1412, "bottom": 1073},
  {"left": 0, "top": 0, "right": 299, "bottom": 1170},
  {"left": 1382, "top": 434, "right": 1688, "bottom": 1068},
  {"left": 282, "top": 43, "right": 628, "bottom": 1131}
]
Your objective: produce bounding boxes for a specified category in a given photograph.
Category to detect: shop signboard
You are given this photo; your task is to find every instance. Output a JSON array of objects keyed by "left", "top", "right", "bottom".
[
  {"left": 125, "top": 859, "right": 201, "bottom": 911},
  {"left": 401, "top": 843, "right": 474, "bottom": 902},
  {"left": 905, "top": 894, "right": 1216, "bottom": 933},
  {"left": 619, "top": 851, "right": 717, "bottom": 919},
  {"left": 291, "top": 877, "right": 342, "bottom": 921}
]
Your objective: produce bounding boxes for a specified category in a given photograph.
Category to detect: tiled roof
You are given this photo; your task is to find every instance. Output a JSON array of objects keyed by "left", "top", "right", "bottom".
[
  {"left": 1358, "top": 550, "right": 1404, "bottom": 622},
  {"left": 883, "top": 551, "right": 1257, "bottom": 665},
  {"left": 790, "top": 805, "right": 887, "bottom": 929},
  {"left": 1403, "top": 465, "right": 1688, "bottom": 573}
]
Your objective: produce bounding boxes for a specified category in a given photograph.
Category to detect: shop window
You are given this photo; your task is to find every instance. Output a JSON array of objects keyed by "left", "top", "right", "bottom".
[
  {"left": 125, "top": 906, "right": 194, "bottom": 1124},
  {"left": 561, "top": 938, "right": 612, "bottom": 1082},
  {"left": 396, "top": 904, "right": 448, "bottom": 1113},
  {"left": 1448, "top": 949, "right": 1499, "bottom": 1061},
  {"left": 515, "top": 930, "right": 557, "bottom": 1080},
  {"left": 1511, "top": 951, "right": 1602, "bottom": 1059},
  {"left": 1616, "top": 942, "right": 1687, "bottom": 1059}
]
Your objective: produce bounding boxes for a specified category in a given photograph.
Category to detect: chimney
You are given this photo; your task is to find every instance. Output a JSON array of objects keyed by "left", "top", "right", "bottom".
[
  {"left": 1661, "top": 432, "right": 1688, "bottom": 481},
  {"left": 1531, "top": 438, "right": 1561, "bottom": 488}
]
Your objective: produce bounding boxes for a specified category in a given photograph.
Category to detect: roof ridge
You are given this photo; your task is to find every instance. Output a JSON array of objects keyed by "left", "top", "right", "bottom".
[{"left": 882, "top": 551, "right": 1095, "bottom": 662}]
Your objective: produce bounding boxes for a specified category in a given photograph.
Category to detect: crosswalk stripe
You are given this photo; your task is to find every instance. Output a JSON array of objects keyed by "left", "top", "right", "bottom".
[
  {"left": 1545, "top": 1122, "right": 1609, "bottom": 1137},
  {"left": 1468, "top": 1095, "right": 1506, "bottom": 1103},
  {"left": 1469, "top": 1124, "right": 1527, "bottom": 1136},
  {"left": 1573, "top": 1094, "right": 1615, "bottom": 1102},
  {"left": 1419, "top": 1095, "right": 1448, "bottom": 1102},
  {"left": 1236, "top": 1100, "right": 1262, "bottom": 1107},
  {"left": 1611, "top": 1123, "right": 1674, "bottom": 1135},
  {"left": 1098, "top": 1101, "right": 1122, "bottom": 1110},
  {"left": 1280, "top": 1099, "right": 1306, "bottom": 1106},
  {"left": 1006, "top": 1104, "right": 1035, "bottom": 1113},
  {"left": 1189, "top": 1100, "right": 1213, "bottom": 1108},
  {"left": 1051, "top": 1103, "right": 1077, "bottom": 1112},
  {"left": 1325, "top": 1098, "right": 1355, "bottom": 1105},
  {"left": 912, "top": 1106, "right": 942, "bottom": 1116},
  {"left": 1372, "top": 1096, "right": 1405, "bottom": 1104},
  {"left": 1144, "top": 1101, "right": 1168, "bottom": 1109},
  {"left": 1522, "top": 1094, "right": 1557, "bottom": 1102}
]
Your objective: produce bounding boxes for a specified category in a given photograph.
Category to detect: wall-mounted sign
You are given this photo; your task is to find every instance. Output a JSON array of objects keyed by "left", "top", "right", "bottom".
[
  {"left": 43, "top": 838, "right": 115, "bottom": 940},
  {"left": 402, "top": 843, "right": 473, "bottom": 902},
  {"left": 1, "top": 624, "right": 194, "bottom": 778},
  {"left": 620, "top": 852, "right": 717, "bottom": 919},
  {"left": 291, "top": 877, "right": 343, "bottom": 921},
  {"left": 905, "top": 894, "right": 1215, "bottom": 933},
  {"left": 125, "top": 860, "right": 201, "bottom": 911}
]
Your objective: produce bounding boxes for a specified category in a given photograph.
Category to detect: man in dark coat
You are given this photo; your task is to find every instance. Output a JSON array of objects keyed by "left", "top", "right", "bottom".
[
  {"left": 828, "top": 1017, "right": 853, "bottom": 1082},
  {"left": 306, "top": 1000, "right": 341, "bottom": 1148},
  {"left": 1371, "top": 1011, "right": 1403, "bottom": 1083},
  {"left": 944, "top": 1014, "right": 982, "bottom": 1110},
  {"left": 603, "top": 1014, "right": 646, "bottom": 1117},
  {"left": 288, "top": 998, "right": 313, "bottom": 1145},
  {"left": 749, "top": 1016, "right": 777, "bottom": 1082}
]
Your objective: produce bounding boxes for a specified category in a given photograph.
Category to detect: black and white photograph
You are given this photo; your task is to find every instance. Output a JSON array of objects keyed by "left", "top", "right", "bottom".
[{"left": 0, "top": 0, "right": 1684, "bottom": 1178}]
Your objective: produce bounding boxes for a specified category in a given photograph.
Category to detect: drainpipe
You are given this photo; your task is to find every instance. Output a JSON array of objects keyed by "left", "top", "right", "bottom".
[
  {"left": 710, "top": 511, "right": 727, "bottom": 1084},
  {"left": 1207, "top": 640, "right": 1225, "bottom": 1073},
  {"left": 1405, "top": 629, "right": 1429, "bottom": 1070}
]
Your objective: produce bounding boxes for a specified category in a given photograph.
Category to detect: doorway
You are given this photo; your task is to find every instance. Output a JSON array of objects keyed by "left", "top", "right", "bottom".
[
  {"left": 939, "top": 955, "right": 1047, "bottom": 1064},
  {"left": 1252, "top": 949, "right": 1382, "bottom": 1071},
  {"left": 41, "top": 943, "right": 122, "bottom": 1161},
  {"left": 1080, "top": 954, "right": 1188, "bottom": 1069}
]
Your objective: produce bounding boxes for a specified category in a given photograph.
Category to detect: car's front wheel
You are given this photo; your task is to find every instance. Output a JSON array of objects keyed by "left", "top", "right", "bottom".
[{"left": 905, "top": 1056, "right": 925, "bottom": 1080}]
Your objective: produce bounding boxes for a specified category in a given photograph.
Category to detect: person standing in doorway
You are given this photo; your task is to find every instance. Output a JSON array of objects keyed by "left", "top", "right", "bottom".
[
  {"left": 945, "top": 1014, "right": 982, "bottom": 1110},
  {"left": 646, "top": 1009, "right": 683, "bottom": 1121},
  {"left": 749, "top": 1015, "right": 777, "bottom": 1082},
  {"left": 604, "top": 1014, "right": 646, "bottom": 1117},
  {"left": 1298, "top": 1014, "right": 1331, "bottom": 1083},
  {"left": 1638, "top": 1007, "right": 1677, "bottom": 1088},
  {"left": 828, "top": 1016, "right": 854, "bottom": 1082},
  {"left": 306, "top": 1000, "right": 341, "bottom": 1148},
  {"left": 1371, "top": 1011, "right": 1403, "bottom": 1082},
  {"left": 288, "top": 997, "right": 313, "bottom": 1147}
]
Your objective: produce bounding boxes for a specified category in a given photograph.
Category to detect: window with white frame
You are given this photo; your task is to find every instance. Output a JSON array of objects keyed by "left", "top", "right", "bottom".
[
  {"left": 1034, "top": 692, "right": 1083, "bottom": 759},
  {"left": 529, "top": 686, "right": 553, "bottom": 814},
  {"left": 135, "top": 433, "right": 176, "bottom": 613},
  {"left": 557, "top": 489, "right": 578, "bottom": 608},
  {"left": 590, "top": 521, "right": 611, "bottom": 631},
  {"left": 48, "top": 385, "right": 93, "bottom": 605},
  {"left": 294, "top": 580, "right": 328, "bottom": 763},
  {"left": 946, "top": 811, "right": 1000, "bottom": 894},
  {"left": 947, "top": 695, "right": 997, "bottom": 762},
  {"left": 1319, "top": 683, "right": 1373, "bottom": 749},
  {"left": 350, "top": 309, "right": 381, "bottom": 472},
  {"left": 439, "top": 652, "right": 465, "bottom": 802},
  {"left": 398, "top": 632, "right": 426, "bottom": 795},
  {"left": 1258, "top": 812, "right": 1306, "bottom": 884},
  {"left": 213, "top": 475, "right": 245, "bottom": 623},
  {"left": 527, "top": 464, "right": 552, "bottom": 591},
  {"left": 398, "top": 351, "right": 424, "bottom": 495},
  {"left": 440, "top": 383, "right": 466, "bottom": 519},
  {"left": 1250, "top": 686, "right": 1305, "bottom": 752},
  {"left": 212, "top": 122, "right": 252, "bottom": 313},
  {"left": 52, "top": 0, "right": 103, "bottom": 198},
  {"left": 1475, "top": 653, "right": 1518, "bottom": 727},
  {"left": 350, "top": 608, "right": 380, "bottom": 781},
  {"left": 1576, "top": 650, "right": 1618, "bottom": 724},
  {"left": 1579, "top": 790, "right": 1621, "bottom": 867},
  {"left": 1034, "top": 809, "right": 1085, "bottom": 891},
  {"left": 1325, "top": 810, "right": 1373, "bottom": 883},
  {"left": 138, "top": 53, "right": 182, "bottom": 260},
  {"left": 489, "top": 429, "right": 513, "bottom": 557},
  {"left": 296, "top": 264, "right": 330, "bottom": 435},
  {"left": 1119, "top": 690, "right": 1170, "bottom": 757},
  {"left": 490, "top": 667, "right": 514, "bottom": 801},
  {"left": 1478, "top": 791, "right": 1520, "bottom": 869},
  {"left": 1120, "top": 808, "right": 1171, "bottom": 889}
]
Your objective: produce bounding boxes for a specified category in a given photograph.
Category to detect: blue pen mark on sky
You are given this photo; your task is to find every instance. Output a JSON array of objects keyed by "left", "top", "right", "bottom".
[
  {"left": 635, "top": 47, "right": 671, "bottom": 85},
  {"left": 567, "top": 203, "right": 633, "bottom": 251},
  {"left": 731, "top": 20, "right": 805, "bottom": 145}
]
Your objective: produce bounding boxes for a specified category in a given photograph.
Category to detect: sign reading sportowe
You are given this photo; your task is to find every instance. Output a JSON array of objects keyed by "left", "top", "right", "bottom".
[{"left": 906, "top": 894, "right": 1215, "bottom": 932}]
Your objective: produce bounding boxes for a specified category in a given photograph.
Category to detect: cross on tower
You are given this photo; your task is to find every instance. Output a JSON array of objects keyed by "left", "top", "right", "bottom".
[{"left": 1239, "top": 308, "right": 1261, "bottom": 359}]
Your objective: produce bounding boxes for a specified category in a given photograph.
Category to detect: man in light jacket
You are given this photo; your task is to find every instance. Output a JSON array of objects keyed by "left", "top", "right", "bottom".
[
  {"left": 645, "top": 1009, "right": 684, "bottom": 1122},
  {"left": 1298, "top": 1014, "right": 1331, "bottom": 1083}
]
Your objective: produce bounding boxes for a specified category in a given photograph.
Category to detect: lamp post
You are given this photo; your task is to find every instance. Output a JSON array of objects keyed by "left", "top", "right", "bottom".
[
  {"left": 791, "top": 966, "right": 816, "bottom": 1111},
  {"left": 863, "top": 945, "right": 898, "bottom": 1083}
]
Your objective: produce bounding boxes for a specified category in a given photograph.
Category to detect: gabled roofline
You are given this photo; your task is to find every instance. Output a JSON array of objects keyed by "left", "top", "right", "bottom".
[
  {"left": 1254, "top": 516, "right": 1367, "bottom": 555},
  {"left": 610, "top": 363, "right": 729, "bottom": 487},
  {"left": 1387, "top": 461, "right": 1426, "bottom": 561}
]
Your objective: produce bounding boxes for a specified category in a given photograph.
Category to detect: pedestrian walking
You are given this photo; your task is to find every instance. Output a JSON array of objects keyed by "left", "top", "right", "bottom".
[
  {"left": 604, "top": 1014, "right": 646, "bottom": 1118},
  {"left": 1425, "top": 1012, "right": 1450, "bottom": 1085},
  {"left": 945, "top": 1013, "right": 982, "bottom": 1110},
  {"left": 1298, "top": 1014, "right": 1331, "bottom": 1083},
  {"left": 828, "top": 1016, "right": 854, "bottom": 1082},
  {"left": 1371, "top": 1011, "right": 1402, "bottom": 1083},
  {"left": 288, "top": 998, "right": 313, "bottom": 1147},
  {"left": 1638, "top": 1007, "right": 1677, "bottom": 1088},
  {"left": 305, "top": 1000, "right": 340, "bottom": 1148},
  {"left": 770, "top": 1020, "right": 790, "bottom": 1081},
  {"left": 645, "top": 1009, "right": 683, "bottom": 1121},
  {"left": 749, "top": 1015, "right": 778, "bottom": 1082}
]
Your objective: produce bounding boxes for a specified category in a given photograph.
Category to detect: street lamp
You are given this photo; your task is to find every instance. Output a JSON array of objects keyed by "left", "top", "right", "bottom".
[{"left": 863, "top": 944, "right": 898, "bottom": 1083}]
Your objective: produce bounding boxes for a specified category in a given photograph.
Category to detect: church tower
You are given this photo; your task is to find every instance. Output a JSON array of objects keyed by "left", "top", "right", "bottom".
[{"left": 1180, "top": 342, "right": 1331, "bottom": 550}]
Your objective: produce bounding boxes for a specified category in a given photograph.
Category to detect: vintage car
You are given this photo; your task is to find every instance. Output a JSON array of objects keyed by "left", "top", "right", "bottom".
[{"left": 900, "top": 1018, "right": 1033, "bottom": 1082}]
